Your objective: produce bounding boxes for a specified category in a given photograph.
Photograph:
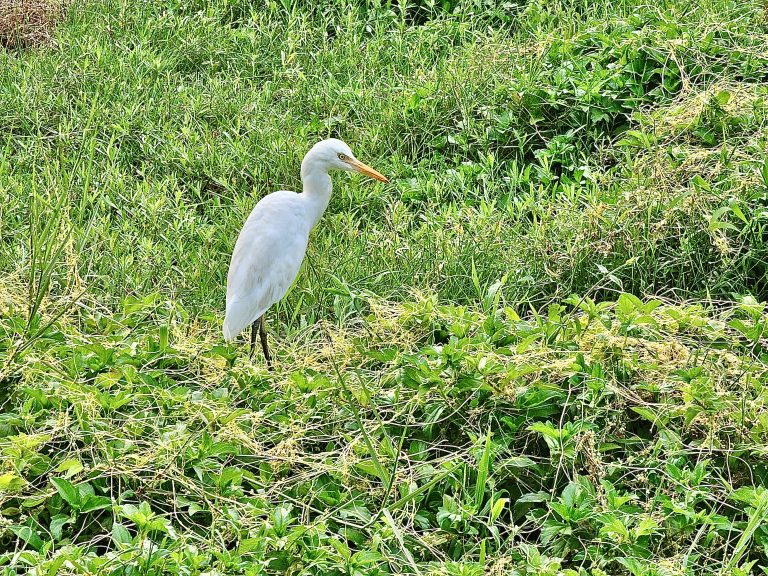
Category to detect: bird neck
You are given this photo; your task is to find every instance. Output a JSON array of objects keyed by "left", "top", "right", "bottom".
[{"left": 300, "top": 161, "right": 333, "bottom": 228}]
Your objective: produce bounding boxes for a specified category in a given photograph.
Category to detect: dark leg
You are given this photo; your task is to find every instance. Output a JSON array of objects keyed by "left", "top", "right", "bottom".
[
  {"left": 249, "top": 321, "right": 258, "bottom": 358},
  {"left": 258, "top": 315, "right": 273, "bottom": 370}
]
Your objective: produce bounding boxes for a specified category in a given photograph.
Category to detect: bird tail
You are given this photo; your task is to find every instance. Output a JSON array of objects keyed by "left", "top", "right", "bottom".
[
  {"left": 223, "top": 298, "right": 266, "bottom": 341},
  {"left": 222, "top": 314, "right": 244, "bottom": 341}
]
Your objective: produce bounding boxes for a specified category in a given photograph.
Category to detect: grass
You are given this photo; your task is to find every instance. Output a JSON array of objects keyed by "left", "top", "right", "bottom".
[{"left": 1, "top": 0, "right": 768, "bottom": 574}]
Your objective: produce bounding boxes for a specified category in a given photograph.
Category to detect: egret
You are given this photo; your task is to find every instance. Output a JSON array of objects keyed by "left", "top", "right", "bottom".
[{"left": 223, "top": 138, "right": 389, "bottom": 368}]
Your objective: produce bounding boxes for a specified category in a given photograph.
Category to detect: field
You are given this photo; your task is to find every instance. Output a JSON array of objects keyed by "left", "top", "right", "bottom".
[{"left": 2, "top": 0, "right": 768, "bottom": 574}]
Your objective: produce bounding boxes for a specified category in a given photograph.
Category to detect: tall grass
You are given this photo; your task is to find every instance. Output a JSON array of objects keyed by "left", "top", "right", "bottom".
[{"left": 2, "top": 0, "right": 768, "bottom": 574}]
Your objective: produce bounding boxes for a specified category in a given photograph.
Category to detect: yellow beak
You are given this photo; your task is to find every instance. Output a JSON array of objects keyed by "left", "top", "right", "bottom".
[{"left": 345, "top": 158, "right": 389, "bottom": 183}]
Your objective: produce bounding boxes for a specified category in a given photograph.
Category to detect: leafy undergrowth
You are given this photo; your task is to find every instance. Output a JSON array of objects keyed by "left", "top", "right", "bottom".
[
  {"left": 2, "top": 288, "right": 768, "bottom": 575},
  {"left": 3, "top": 0, "right": 768, "bottom": 314}
]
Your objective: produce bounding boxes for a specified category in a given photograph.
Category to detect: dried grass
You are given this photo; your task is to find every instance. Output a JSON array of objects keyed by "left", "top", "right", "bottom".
[{"left": 0, "top": 0, "right": 66, "bottom": 49}]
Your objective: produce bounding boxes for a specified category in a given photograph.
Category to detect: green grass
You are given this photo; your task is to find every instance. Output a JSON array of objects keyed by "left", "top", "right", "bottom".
[{"left": 2, "top": 0, "right": 768, "bottom": 574}]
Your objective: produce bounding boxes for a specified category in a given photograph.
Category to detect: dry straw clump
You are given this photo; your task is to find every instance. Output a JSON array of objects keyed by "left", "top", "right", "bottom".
[{"left": 0, "top": 0, "right": 66, "bottom": 49}]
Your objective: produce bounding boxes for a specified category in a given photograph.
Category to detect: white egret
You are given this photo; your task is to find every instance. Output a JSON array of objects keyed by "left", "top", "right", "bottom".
[{"left": 223, "top": 138, "right": 388, "bottom": 368}]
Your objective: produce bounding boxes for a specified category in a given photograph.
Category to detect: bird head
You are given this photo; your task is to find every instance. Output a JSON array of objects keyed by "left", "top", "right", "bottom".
[{"left": 306, "top": 138, "right": 389, "bottom": 182}]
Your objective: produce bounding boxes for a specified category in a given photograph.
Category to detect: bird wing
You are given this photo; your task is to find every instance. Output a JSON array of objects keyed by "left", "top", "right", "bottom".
[{"left": 223, "top": 192, "right": 310, "bottom": 340}]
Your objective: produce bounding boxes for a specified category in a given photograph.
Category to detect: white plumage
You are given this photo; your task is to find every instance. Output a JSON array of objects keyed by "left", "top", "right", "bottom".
[
  {"left": 223, "top": 138, "right": 388, "bottom": 366},
  {"left": 222, "top": 191, "right": 308, "bottom": 340}
]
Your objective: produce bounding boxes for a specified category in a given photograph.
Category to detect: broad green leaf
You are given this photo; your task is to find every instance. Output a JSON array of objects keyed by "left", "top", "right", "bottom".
[
  {"left": 517, "top": 491, "right": 549, "bottom": 503},
  {"left": 50, "top": 514, "right": 74, "bottom": 540},
  {"left": 80, "top": 495, "right": 112, "bottom": 513},
  {"left": 238, "top": 538, "right": 262, "bottom": 554},
  {"left": 146, "top": 518, "right": 170, "bottom": 534},
  {"left": 599, "top": 516, "right": 629, "bottom": 540},
  {"left": 617, "top": 557, "right": 646, "bottom": 576},
  {"left": 631, "top": 406, "right": 667, "bottom": 428},
  {"left": 730, "top": 486, "right": 768, "bottom": 506},
  {"left": 714, "top": 90, "right": 731, "bottom": 105},
  {"left": 353, "top": 460, "right": 381, "bottom": 478},
  {"left": 219, "top": 408, "right": 250, "bottom": 425},
  {"left": 501, "top": 456, "right": 537, "bottom": 469},
  {"left": 120, "top": 503, "right": 149, "bottom": 527},
  {"left": 55, "top": 459, "right": 84, "bottom": 478},
  {"left": 329, "top": 537, "right": 351, "bottom": 561},
  {"left": 634, "top": 516, "right": 660, "bottom": 537},
  {"left": 527, "top": 421, "right": 563, "bottom": 439},
  {"left": 0, "top": 472, "right": 26, "bottom": 492},
  {"left": 351, "top": 551, "right": 383, "bottom": 566},
  {"left": 111, "top": 522, "right": 132, "bottom": 546},
  {"left": 10, "top": 524, "right": 44, "bottom": 550},
  {"left": 51, "top": 477, "right": 81, "bottom": 510}
]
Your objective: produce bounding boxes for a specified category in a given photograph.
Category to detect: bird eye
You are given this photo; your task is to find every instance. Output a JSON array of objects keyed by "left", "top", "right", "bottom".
[{"left": 337, "top": 153, "right": 347, "bottom": 160}]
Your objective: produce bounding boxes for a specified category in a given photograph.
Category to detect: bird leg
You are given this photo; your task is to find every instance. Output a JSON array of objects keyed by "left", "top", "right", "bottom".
[
  {"left": 258, "top": 315, "right": 273, "bottom": 370},
  {"left": 249, "top": 320, "right": 258, "bottom": 358},
  {"left": 249, "top": 316, "right": 273, "bottom": 370}
]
